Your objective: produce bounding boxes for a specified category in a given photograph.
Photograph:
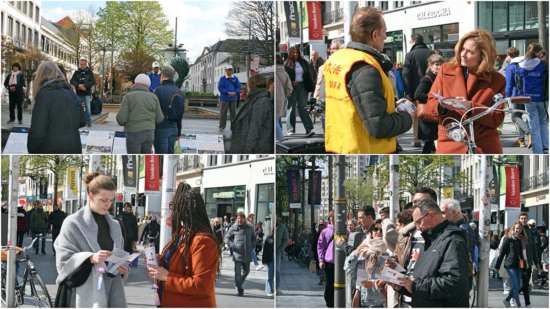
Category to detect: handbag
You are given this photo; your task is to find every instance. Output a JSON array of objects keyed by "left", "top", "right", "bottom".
[
  {"left": 518, "top": 255, "right": 524, "bottom": 269},
  {"left": 416, "top": 75, "right": 439, "bottom": 123}
]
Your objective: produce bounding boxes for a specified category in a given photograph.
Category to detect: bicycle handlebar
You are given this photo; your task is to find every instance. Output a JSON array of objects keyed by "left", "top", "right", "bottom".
[
  {"left": 508, "top": 96, "right": 531, "bottom": 104},
  {"left": 0, "top": 233, "right": 43, "bottom": 252}
]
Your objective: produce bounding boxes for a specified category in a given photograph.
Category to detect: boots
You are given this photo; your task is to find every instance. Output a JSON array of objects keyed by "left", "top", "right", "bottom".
[
  {"left": 511, "top": 140, "right": 525, "bottom": 147},
  {"left": 527, "top": 134, "right": 532, "bottom": 149}
]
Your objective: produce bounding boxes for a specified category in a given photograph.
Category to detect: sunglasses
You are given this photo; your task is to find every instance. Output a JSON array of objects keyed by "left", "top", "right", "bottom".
[{"left": 373, "top": 227, "right": 383, "bottom": 233}]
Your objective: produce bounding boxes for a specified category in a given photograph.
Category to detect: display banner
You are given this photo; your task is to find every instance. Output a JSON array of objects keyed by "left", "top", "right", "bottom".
[
  {"left": 284, "top": 1, "right": 300, "bottom": 40},
  {"left": 309, "top": 170, "right": 322, "bottom": 209},
  {"left": 67, "top": 166, "right": 78, "bottom": 197},
  {"left": 122, "top": 156, "right": 137, "bottom": 192},
  {"left": 307, "top": 2, "right": 323, "bottom": 43},
  {"left": 286, "top": 170, "right": 301, "bottom": 208},
  {"left": 144, "top": 155, "right": 160, "bottom": 196},
  {"left": 278, "top": 187, "right": 290, "bottom": 216},
  {"left": 505, "top": 167, "right": 520, "bottom": 212}
]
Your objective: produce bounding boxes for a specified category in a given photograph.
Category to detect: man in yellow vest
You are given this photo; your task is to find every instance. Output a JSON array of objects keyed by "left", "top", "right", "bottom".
[{"left": 323, "top": 6, "right": 414, "bottom": 154}]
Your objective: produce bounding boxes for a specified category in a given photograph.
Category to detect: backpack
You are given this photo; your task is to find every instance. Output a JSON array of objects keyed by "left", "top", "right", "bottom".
[
  {"left": 165, "top": 92, "right": 185, "bottom": 122},
  {"left": 512, "top": 63, "right": 524, "bottom": 94}
]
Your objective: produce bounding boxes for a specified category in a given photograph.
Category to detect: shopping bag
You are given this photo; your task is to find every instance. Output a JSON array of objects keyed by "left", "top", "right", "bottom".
[
  {"left": 489, "top": 249, "right": 499, "bottom": 269},
  {"left": 309, "top": 261, "right": 316, "bottom": 273},
  {"left": 174, "top": 140, "right": 182, "bottom": 154},
  {"left": 130, "top": 241, "right": 139, "bottom": 268}
]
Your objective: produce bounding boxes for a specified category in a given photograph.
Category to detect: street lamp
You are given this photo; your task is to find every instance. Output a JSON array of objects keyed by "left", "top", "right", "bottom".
[{"left": 94, "top": 42, "right": 115, "bottom": 101}]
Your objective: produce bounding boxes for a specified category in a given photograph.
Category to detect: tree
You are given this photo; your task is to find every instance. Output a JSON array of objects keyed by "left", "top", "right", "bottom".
[
  {"left": 2, "top": 35, "right": 18, "bottom": 74},
  {"left": 225, "top": 1, "right": 275, "bottom": 67},
  {"left": 1, "top": 156, "right": 8, "bottom": 182},
  {"left": 115, "top": 49, "right": 157, "bottom": 83},
  {"left": 16, "top": 43, "right": 49, "bottom": 101},
  {"left": 58, "top": 6, "right": 99, "bottom": 73},
  {"left": 96, "top": 1, "right": 125, "bottom": 86}
]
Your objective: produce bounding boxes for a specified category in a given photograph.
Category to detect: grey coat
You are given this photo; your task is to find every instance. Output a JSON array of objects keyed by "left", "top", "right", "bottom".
[
  {"left": 225, "top": 221, "right": 256, "bottom": 263},
  {"left": 54, "top": 206, "right": 127, "bottom": 308},
  {"left": 276, "top": 222, "right": 289, "bottom": 254}
]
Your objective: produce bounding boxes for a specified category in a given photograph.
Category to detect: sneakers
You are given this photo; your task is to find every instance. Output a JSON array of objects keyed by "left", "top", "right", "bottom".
[
  {"left": 510, "top": 298, "right": 517, "bottom": 307},
  {"left": 256, "top": 265, "right": 265, "bottom": 271},
  {"left": 7, "top": 119, "right": 15, "bottom": 124},
  {"left": 511, "top": 140, "right": 526, "bottom": 147},
  {"left": 503, "top": 299, "right": 511, "bottom": 308},
  {"left": 526, "top": 305, "right": 532, "bottom": 308},
  {"left": 276, "top": 288, "right": 283, "bottom": 295},
  {"left": 306, "top": 129, "right": 315, "bottom": 137},
  {"left": 267, "top": 292, "right": 274, "bottom": 297},
  {"left": 287, "top": 132, "right": 294, "bottom": 136},
  {"left": 87, "top": 121, "right": 92, "bottom": 127},
  {"left": 41, "top": 250, "right": 46, "bottom": 255}
]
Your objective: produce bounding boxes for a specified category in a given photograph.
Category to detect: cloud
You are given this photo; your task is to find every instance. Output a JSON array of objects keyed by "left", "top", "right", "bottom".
[
  {"left": 185, "top": 30, "right": 229, "bottom": 62},
  {"left": 42, "top": 7, "right": 77, "bottom": 22}
]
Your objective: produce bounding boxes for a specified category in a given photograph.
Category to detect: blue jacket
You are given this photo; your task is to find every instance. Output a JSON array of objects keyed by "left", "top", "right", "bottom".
[
  {"left": 154, "top": 80, "right": 185, "bottom": 136},
  {"left": 148, "top": 71, "right": 161, "bottom": 92},
  {"left": 391, "top": 68, "right": 405, "bottom": 99},
  {"left": 218, "top": 75, "right": 241, "bottom": 101},
  {"left": 505, "top": 57, "right": 546, "bottom": 101},
  {"left": 455, "top": 217, "right": 476, "bottom": 262}
]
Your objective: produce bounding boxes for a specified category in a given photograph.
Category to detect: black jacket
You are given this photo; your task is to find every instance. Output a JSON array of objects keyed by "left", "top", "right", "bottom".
[
  {"left": 4, "top": 71, "right": 26, "bottom": 94},
  {"left": 48, "top": 209, "right": 66, "bottom": 230},
  {"left": 405, "top": 220, "right": 469, "bottom": 308},
  {"left": 284, "top": 58, "right": 315, "bottom": 92},
  {"left": 27, "top": 79, "right": 86, "bottom": 154},
  {"left": 402, "top": 43, "right": 435, "bottom": 99},
  {"left": 309, "top": 58, "right": 325, "bottom": 85},
  {"left": 214, "top": 224, "right": 224, "bottom": 244},
  {"left": 495, "top": 235, "right": 527, "bottom": 270},
  {"left": 414, "top": 69, "right": 438, "bottom": 140},
  {"left": 229, "top": 90, "right": 274, "bottom": 154},
  {"left": 120, "top": 212, "right": 138, "bottom": 241},
  {"left": 140, "top": 220, "right": 160, "bottom": 242},
  {"left": 70, "top": 67, "right": 95, "bottom": 96}
]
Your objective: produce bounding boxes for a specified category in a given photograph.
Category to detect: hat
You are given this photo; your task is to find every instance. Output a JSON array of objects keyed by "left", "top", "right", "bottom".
[
  {"left": 225, "top": 64, "right": 233, "bottom": 70},
  {"left": 528, "top": 219, "right": 536, "bottom": 226},
  {"left": 469, "top": 222, "right": 476, "bottom": 228},
  {"left": 152, "top": 61, "right": 160, "bottom": 68},
  {"left": 134, "top": 74, "right": 151, "bottom": 87}
]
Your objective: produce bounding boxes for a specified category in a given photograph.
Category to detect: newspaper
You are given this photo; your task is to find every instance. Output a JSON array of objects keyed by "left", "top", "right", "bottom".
[{"left": 430, "top": 91, "right": 468, "bottom": 111}]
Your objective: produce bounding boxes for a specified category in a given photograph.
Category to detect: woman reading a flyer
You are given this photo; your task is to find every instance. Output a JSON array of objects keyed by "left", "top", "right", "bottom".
[
  {"left": 54, "top": 172, "right": 128, "bottom": 307},
  {"left": 146, "top": 183, "right": 220, "bottom": 307}
]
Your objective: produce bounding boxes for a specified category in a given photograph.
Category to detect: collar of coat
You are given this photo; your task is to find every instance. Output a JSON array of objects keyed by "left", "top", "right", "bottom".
[
  {"left": 441, "top": 63, "right": 492, "bottom": 97},
  {"left": 410, "top": 42, "right": 430, "bottom": 51},
  {"left": 346, "top": 41, "right": 393, "bottom": 73},
  {"left": 232, "top": 88, "right": 268, "bottom": 125},
  {"left": 130, "top": 84, "right": 150, "bottom": 92}
]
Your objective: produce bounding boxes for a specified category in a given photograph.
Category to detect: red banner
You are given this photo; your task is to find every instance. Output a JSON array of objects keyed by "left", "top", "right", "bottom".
[
  {"left": 505, "top": 167, "right": 520, "bottom": 212},
  {"left": 307, "top": 2, "right": 323, "bottom": 44},
  {"left": 144, "top": 155, "right": 160, "bottom": 196}
]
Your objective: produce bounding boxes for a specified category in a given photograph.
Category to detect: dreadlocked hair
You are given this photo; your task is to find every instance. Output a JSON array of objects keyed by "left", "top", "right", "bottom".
[{"left": 164, "top": 182, "right": 221, "bottom": 279}]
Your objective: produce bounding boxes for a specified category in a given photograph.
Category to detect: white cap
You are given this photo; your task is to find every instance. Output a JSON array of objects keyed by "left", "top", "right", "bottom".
[
  {"left": 528, "top": 219, "right": 536, "bottom": 226},
  {"left": 225, "top": 64, "right": 233, "bottom": 70},
  {"left": 152, "top": 61, "right": 160, "bottom": 68},
  {"left": 134, "top": 74, "right": 151, "bottom": 87}
]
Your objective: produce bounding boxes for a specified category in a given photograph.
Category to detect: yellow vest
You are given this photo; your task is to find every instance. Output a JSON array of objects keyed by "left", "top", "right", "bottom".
[{"left": 324, "top": 48, "right": 396, "bottom": 154}]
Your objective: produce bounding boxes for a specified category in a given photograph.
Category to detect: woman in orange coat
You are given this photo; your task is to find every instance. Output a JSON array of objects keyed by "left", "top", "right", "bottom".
[
  {"left": 146, "top": 183, "right": 220, "bottom": 307},
  {"left": 424, "top": 30, "right": 506, "bottom": 154}
]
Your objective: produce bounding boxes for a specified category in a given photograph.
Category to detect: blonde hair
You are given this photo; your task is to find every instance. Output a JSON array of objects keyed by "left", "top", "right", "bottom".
[
  {"left": 33, "top": 61, "right": 65, "bottom": 98},
  {"left": 83, "top": 172, "right": 116, "bottom": 195},
  {"left": 449, "top": 30, "right": 497, "bottom": 76},
  {"left": 507, "top": 220, "right": 528, "bottom": 242}
]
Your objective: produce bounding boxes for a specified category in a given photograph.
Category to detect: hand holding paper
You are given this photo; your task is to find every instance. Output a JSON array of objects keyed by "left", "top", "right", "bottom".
[{"left": 431, "top": 91, "right": 469, "bottom": 111}]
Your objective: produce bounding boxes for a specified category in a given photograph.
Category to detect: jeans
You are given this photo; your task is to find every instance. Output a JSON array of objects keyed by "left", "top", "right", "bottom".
[
  {"left": 153, "top": 127, "right": 178, "bottom": 154},
  {"left": 78, "top": 95, "right": 91, "bottom": 122},
  {"left": 286, "top": 82, "right": 313, "bottom": 133},
  {"left": 8, "top": 91, "right": 23, "bottom": 121},
  {"left": 276, "top": 252, "right": 281, "bottom": 289},
  {"left": 265, "top": 258, "right": 275, "bottom": 294},
  {"left": 126, "top": 130, "right": 155, "bottom": 154},
  {"left": 252, "top": 249, "right": 259, "bottom": 267},
  {"left": 506, "top": 268, "right": 523, "bottom": 307},
  {"left": 276, "top": 117, "right": 284, "bottom": 142},
  {"left": 525, "top": 101, "right": 549, "bottom": 154},
  {"left": 234, "top": 261, "right": 250, "bottom": 294},
  {"left": 32, "top": 231, "right": 46, "bottom": 251},
  {"left": 511, "top": 103, "right": 530, "bottom": 142}
]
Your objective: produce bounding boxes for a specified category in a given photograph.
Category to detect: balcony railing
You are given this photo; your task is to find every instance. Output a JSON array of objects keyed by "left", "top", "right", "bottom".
[
  {"left": 323, "top": 8, "right": 344, "bottom": 25},
  {"left": 520, "top": 172, "right": 549, "bottom": 192}
]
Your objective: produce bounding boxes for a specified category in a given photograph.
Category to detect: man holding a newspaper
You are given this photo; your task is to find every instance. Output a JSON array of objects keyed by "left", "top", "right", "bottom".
[{"left": 384, "top": 199, "right": 470, "bottom": 307}]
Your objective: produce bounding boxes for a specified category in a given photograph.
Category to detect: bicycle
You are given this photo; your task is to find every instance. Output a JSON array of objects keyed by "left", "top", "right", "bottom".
[
  {"left": 441, "top": 93, "right": 531, "bottom": 154},
  {"left": 1, "top": 234, "right": 53, "bottom": 307},
  {"left": 306, "top": 98, "right": 318, "bottom": 125},
  {"left": 296, "top": 245, "right": 311, "bottom": 268}
]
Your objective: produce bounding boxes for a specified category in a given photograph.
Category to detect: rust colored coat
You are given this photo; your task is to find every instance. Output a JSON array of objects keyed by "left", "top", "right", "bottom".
[
  {"left": 424, "top": 62, "right": 506, "bottom": 154},
  {"left": 158, "top": 232, "right": 219, "bottom": 308}
]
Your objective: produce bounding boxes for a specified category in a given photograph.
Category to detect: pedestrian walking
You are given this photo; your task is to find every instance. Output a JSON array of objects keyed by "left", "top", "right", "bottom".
[
  {"left": 402, "top": 33, "right": 435, "bottom": 148},
  {"left": 276, "top": 53, "right": 293, "bottom": 143},
  {"left": 146, "top": 183, "right": 219, "bottom": 307},
  {"left": 139, "top": 214, "right": 160, "bottom": 253},
  {"left": 519, "top": 213, "right": 540, "bottom": 307},
  {"left": 247, "top": 214, "right": 262, "bottom": 270},
  {"left": 4, "top": 62, "right": 25, "bottom": 124},
  {"left": 495, "top": 221, "right": 530, "bottom": 308},
  {"left": 48, "top": 203, "right": 66, "bottom": 256},
  {"left": 424, "top": 30, "right": 506, "bottom": 154},
  {"left": 27, "top": 61, "right": 86, "bottom": 154},
  {"left": 16, "top": 205, "right": 28, "bottom": 248},
  {"left": 116, "top": 74, "right": 164, "bottom": 154},
  {"left": 274, "top": 215, "right": 289, "bottom": 295},
  {"left": 322, "top": 7, "right": 413, "bottom": 154},
  {"left": 284, "top": 46, "right": 315, "bottom": 137},
  {"left": 309, "top": 50, "right": 325, "bottom": 84},
  {"left": 263, "top": 226, "right": 275, "bottom": 297},
  {"left": 218, "top": 65, "right": 241, "bottom": 132},
  {"left": 30, "top": 202, "right": 48, "bottom": 254},
  {"left": 389, "top": 199, "right": 469, "bottom": 307},
  {"left": 255, "top": 221, "right": 264, "bottom": 258},
  {"left": 312, "top": 223, "right": 325, "bottom": 285},
  {"left": 54, "top": 172, "right": 128, "bottom": 308},
  {"left": 120, "top": 202, "right": 139, "bottom": 254},
  {"left": 148, "top": 61, "right": 161, "bottom": 92},
  {"left": 506, "top": 43, "right": 549, "bottom": 154},
  {"left": 69, "top": 59, "right": 95, "bottom": 127},
  {"left": 153, "top": 67, "right": 185, "bottom": 154},
  {"left": 318, "top": 210, "right": 336, "bottom": 307},
  {"left": 225, "top": 212, "right": 256, "bottom": 296},
  {"left": 27, "top": 202, "right": 37, "bottom": 236},
  {"left": 229, "top": 74, "right": 274, "bottom": 154},
  {"left": 415, "top": 53, "right": 444, "bottom": 154},
  {"left": 500, "top": 47, "right": 520, "bottom": 77}
]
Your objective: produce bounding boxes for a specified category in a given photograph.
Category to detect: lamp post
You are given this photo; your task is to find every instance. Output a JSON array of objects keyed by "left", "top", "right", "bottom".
[{"left": 94, "top": 42, "right": 114, "bottom": 101}]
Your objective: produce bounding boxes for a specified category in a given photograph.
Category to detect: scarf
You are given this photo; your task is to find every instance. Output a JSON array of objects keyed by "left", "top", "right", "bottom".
[
  {"left": 359, "top": 236, "right": 387, "bottom": 277},
  {"left": 9, "top": 71, "right": 19, "bottom": 85},
  {"left": 515, "top": 233, "right": 528, "bottom": 267}
]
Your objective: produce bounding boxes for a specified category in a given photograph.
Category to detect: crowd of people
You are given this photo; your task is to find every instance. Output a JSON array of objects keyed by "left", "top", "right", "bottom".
[
  {"left": 307, "top": 186, "right": 548, "bottom": 308},
  {"left": 311, "top": 6, "right": 549, "bottom": 154}
]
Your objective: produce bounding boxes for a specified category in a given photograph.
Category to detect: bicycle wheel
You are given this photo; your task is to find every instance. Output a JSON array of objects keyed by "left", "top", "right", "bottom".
[{"left": 29, "top": 274, "right": 52, "bottom": 308}]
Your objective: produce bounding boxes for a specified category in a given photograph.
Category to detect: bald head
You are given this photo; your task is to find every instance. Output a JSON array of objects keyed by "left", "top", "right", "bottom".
[{"left": 311, "top": 50, "right": 319, "bottom": 62}]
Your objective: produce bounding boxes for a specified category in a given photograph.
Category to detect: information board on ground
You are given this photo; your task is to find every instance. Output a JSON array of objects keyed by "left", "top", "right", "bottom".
[
  {"left": 4, "top": 128, "right": 30, "bottom": 154},
  {"left": 179, "top": 134, "right": 224, "bottom": 154},
  {"left": 85, "top": 131, "right": 114, "bottom": 154},
  {"left": 112, "top": 131, "right": 127, "bottom": 154}
]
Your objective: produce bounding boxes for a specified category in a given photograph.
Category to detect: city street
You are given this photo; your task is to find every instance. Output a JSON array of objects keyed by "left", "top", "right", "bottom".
[
  {"left": 10, "top": 233, "right": 273, "bottom": 308},
  {"left": 276, "top": 251, "right": 549, "bottom": 308},
  {"left": 277, "top": 114, "right": 534, "bottom": 154}
]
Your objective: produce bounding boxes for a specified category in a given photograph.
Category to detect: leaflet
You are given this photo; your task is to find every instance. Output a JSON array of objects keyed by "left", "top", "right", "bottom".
[
  {"left": 373, "top": 256, "right": 409, "bottom": 286},
  {"left": 430, "top": 91, "right": 468, "bottom": 111},
  {"left": 144, "top": 246, "right": 158, "bottom": 266}
]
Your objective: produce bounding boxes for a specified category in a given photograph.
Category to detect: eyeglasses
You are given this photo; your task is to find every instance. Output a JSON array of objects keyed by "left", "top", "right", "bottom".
[{"left": 414, "top": 212, "right": 430, "bottom": 226}]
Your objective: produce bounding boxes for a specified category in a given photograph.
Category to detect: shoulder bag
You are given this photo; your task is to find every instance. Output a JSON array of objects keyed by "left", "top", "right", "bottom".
[{"left": 416, "top": 75, "right": 439, "bottom": 123}]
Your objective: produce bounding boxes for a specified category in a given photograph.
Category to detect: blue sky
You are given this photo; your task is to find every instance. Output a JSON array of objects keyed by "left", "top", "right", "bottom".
[{"left": 41, "top": 1, "right": 235, "bottom": 62}]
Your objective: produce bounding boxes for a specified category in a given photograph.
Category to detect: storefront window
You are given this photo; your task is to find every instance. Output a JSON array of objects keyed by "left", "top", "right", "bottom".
[
  {"left": 511, "top": 39, "right": 526, "bottom": 57},
  {"left": 493, "top": 2, "right": 507, "bottom": 32},
  {"left": 495, "top": 40, "right": 509, "bottom": 58},
  {"left": 256, "top": 184, "right": 274, "bottom": 240},
  {"left": 478, "top": 2, "right": 492, "bottom": 31},
  {"left": 509, "top": 2, "right": 524, "bottom": 31},
  {"left": 442, "top": 23, "right": 459, "bottom": 42},
  {"left": 525, "top": 1, "right": 539, "bottom": 29},
  {"left": 205, "top": 188, "right": 216, "bottom": 203},
  {"left": 258, "top": 183, "right": 274, "bottom": 202},
  {"left": 413, "top": 25, "right": 440, "bottom": 45}
]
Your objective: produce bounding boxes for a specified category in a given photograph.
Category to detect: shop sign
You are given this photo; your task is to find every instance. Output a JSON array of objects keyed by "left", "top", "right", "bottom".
[
  {"left": 384, "top": 36, "right": 393, "bottom": 43},
  {"left": 536, "top": 195, "right": 547, "bottom": 202},
  {"left": 417, "top": 7, "right": 451, "bottom": 20},
  {"left": 234, "top": 186, "right": 246, "bottom": 200},
  {"left": 213, "top": 191, "right": 234, "bottom": 199},
  {"left": 393, "top": 32, "right": 403, "bottom": 43}
]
